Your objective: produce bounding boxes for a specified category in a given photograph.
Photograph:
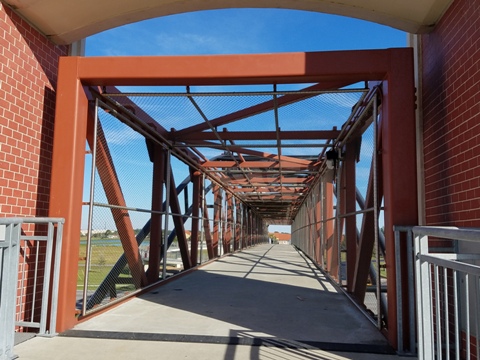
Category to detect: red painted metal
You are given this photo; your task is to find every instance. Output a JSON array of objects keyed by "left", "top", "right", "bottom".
[
  {"left": 230, "top": 177, "right": 307, "bottom": 184},
  {"left": 201, "top": 160, "right": 314, "bottom": 169},
  {"left": 325, "top": 182, "right": 335, "bottom": 266},
  {"left": 147, "top": 144, "right": 165, "bottom": 283},
  {"left": 235, "top": 200, "right": 241, "bottom": 251},
  {"left": 173, "top": 81, "right": 359, "bottom": 137},
  {"left": 381, "top": 49, "right": 418, "bottom": 347},
  {"left": 86, "top": 112, "right": 147, "bottom": 288},
  {"left": 50, "top": 49, "right": 417, "bottom": 349},
  {"left": 202, "top": 200, "right": 214, "bottom": 260},
  {"left": 315, "top": 185, "right": 322, "bottom": 264},
  {"left": 167, "top": 168, "right": 192, "bottom": 270},
  {"left": 345, "top": 140, "right": 358, "bottom": 292},
  {"left": 352, "top": 115, "right": 384, "bottom": 302},
  {"left": 49, "top": 57, "right": 89, "bottom": 332},
  {"left": 190, "top": 170, "right": 201, "bottom": 266},
  {"left": 224, "top": 192, "right": 234, "bottom": 254},
  {"left": 214, "top": 146, "right": 313, "bottom": 166},
  {"left": 212, "top": 184, "right": 221, "bottom": 257},
  {"left": 328, "top": 179, "right": 344, "bottom": 281},
  {"left": 75, "top": 51, "right": 389, "bottom": 88},
  {"left": 179, "top": 130, "right": 340, "bottom": 141}
]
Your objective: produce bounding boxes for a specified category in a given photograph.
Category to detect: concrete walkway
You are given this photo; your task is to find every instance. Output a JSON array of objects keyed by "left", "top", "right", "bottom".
[{"left": 14, "top": 244, "right": 415, "bottom": 359}]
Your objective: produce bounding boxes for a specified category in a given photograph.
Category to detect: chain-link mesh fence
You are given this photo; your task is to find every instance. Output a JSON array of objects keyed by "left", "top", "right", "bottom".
[
  {"left": 291, "top": 91, "right": 386, "bottom": 326},
  {"left": 78, "top": 87, "right": 367, "bottom": 315}
]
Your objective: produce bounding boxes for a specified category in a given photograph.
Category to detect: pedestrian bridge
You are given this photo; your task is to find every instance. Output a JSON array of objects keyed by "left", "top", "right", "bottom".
[
  {"left": 4, "top": 48, "right": 476, "bottom": 360},
  {"left": 14, "top": 244, "right": 408, "bottom": 360}
]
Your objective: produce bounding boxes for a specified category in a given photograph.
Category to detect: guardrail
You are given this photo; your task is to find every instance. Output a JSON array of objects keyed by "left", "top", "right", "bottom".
[
  {"left": 413, "top": 226, "right": 480, "bottom": 360},
  {"left": 0, "top": 217, "right": 64, "bottom": 360}
]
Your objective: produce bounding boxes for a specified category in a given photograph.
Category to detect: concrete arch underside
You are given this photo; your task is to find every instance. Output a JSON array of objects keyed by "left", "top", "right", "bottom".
[{"left": 4, "top": 0, "right": 453, "bottom": 44}]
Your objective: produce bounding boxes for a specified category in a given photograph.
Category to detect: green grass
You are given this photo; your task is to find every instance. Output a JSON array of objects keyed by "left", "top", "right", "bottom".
[
  {"left": 77, "top": 243, "right": 130, "bottom": 289},
  {"left": 77, "top": 243, "right": 212, "bottom": 290}
]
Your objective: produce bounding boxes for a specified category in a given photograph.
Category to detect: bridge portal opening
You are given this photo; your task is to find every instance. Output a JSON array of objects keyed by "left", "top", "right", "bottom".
[{"left": 50, "top": 50, "right": 417, "bottom": 349}]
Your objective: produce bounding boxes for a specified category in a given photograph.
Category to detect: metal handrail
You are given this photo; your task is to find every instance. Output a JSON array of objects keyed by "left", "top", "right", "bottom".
[
  {"left": 0, "top": 217, "right": 64, "bottom": 360},
  {"left": 413, "top": 226, "right": 480, "bottom": 360},
  {"left": 1, "top": 219, "right": 22, "bottom": 360}
]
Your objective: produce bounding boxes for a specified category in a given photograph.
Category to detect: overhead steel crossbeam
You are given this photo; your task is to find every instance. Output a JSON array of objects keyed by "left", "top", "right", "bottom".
[{"left": 100, "top": 86, "right": 367, "bottom": 224}]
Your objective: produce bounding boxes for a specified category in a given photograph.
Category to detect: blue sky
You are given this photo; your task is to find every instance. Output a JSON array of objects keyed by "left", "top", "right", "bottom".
[
  {"left": 84, "top": 8, "right": 405, "bottom": 233},
  {"left": 86, "top": 8, "right": 406, "bottom": 56}
]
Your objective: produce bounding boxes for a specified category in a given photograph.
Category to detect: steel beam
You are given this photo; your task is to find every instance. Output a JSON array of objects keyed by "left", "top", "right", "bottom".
[
  {"left": 76, "top": 51, "right": 389, "bottom": 87},
  {"left": 352, "top": 119, "right": 384, "bottom": 302},
  {"left": 212, "top": 184, "right": 222, "bottom": 257},
  {"left": 147, "top": 143, "right": 165, "bottom": 283},
  {"left": 224, "top": 192, "right": 234, "bottom": 254},
  {"left": 201, "top": 160, "right": 315, "bottom": 169},
  {"left": 167, "top": 168, "right": 192, "bottom": 270},
  {"left": 230, "top": 177, "right": 308, "bottom": 184},
  {"left": 174, "top": 81, "right": 357, "bottom": 137},
  {"left": 51, "top": 49, "right": 416, "bottom": 345},
  {"left": 216, "top": 146, "right": 313, "bottom": 166},
  {"left": 86, "top": 176, "right": 190, "bottom": 310},
  {"left": 315, "top": 184, "right": 322, "bottom": 264},
  {"left": 179, "top": 130, "right": 340, "bottom": 141},
  {"left": 324, "top": 181, "right": 335, "bottom": 269},
  {"left": 382, "top": 49, "right": 418, "bottom": 348},
  {"left": 345, "top": 139, "right": 358, "bottom": 292},
  {"left": 190, "top": 169, "right": 201, "bottom": 266},
  {"left": 202, "top": 200, "right": 214, "bottom": 260},
  {"left": 86, "top": 110, "right": 147, "bottom": 288},
  {"left": 235, "top": 199, "right": 241, "bottom": 251},
  {"left": 49, "top": 58, "right": 89, "bottom": 332}
]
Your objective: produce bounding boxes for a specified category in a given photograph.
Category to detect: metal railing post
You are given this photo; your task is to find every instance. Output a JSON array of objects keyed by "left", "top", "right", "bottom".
[
  {"left": 414, "top": 231, "right": 433, "bottom": 359},
  {"left": 1, "top": 217, "right": 64, "bottom": 359},
  {"left": 411, "top": 226, "right": 480, "bottom": 360},
  {"left": 0, "top": 219, "right": 22, "bottom": 360}
]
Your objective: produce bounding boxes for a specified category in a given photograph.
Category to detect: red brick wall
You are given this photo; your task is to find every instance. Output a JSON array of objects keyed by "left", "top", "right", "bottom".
[
  {"left": 422, "top": 0, "right": 480, "bottom": 226},
  {"left": 1, "top": 3, "right": 68, "bottom": 330},
  {"left": 0, "top": 4, "right": 68, "bottom": 219}
]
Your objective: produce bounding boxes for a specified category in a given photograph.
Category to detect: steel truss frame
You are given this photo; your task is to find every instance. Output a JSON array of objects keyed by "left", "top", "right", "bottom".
[{"left": 49, "top": 50, "right": 417, "bottom": 350}]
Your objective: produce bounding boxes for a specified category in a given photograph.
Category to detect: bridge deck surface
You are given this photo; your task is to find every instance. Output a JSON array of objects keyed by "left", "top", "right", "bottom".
[{"left": 14, "top": 244, "right": 414, "bottom": 359}]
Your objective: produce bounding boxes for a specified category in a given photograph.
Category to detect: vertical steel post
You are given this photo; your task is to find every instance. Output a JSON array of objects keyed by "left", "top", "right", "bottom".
[
  {"left": 240, "top": 204, "right": 245, "bottom": 249},
  {"left": 190, "top": 169, "right": 201, "bottom": 266},
  {"left": 315, "top": 184, "right": 322, "bottom": 264},
  {"left": 162, "top": 149, "right": 171, "bottom": 280},
  {"left": 383, "top": 49, "right": 418, "bottom": 347},
  {"left": 39, "top": 222, "right": 54, "bottom": 335},
  {"left": 235, "top": 199, "right": 241, "bottom": 251},
  {"left": 335, "top": 158, "right": 343, "bottom": 284},
  {"left": 168, "top": 166, "right": 192, "bottom": 269},
  {"left": 324, "top": 181, "right": 334, "bottom": 272},
  {"left": 224, "top": 191, "right": 233, "bottom": 254},
  {"left": 0, "top": 220, "right": 21, "bottom": 360},
  {"left": 373, "top": 94, "right": 382, "bottom": 330},
  {"left": 212, "top": 184, "right": 221, "bottom": 257},
  {"left": 48, "top": 219, "right": 64, "bottom": 336},
  {"left": 199, "top": 173, "right": 206, "bottom": 264},
  {"left": 202, "top": 199, "right": 214, "bottom": 260},
  {"left": 148, "top": 144, "right": 165, "bottom": 283},
  {"left": 49, "top": 58, "right": 90, "bottom": 332},
  {"left": 414, "top": 232, "right": 433, "bottom": 359},
  {"left": 345, "top": 140, "right": 357, "bottom": 292}
]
